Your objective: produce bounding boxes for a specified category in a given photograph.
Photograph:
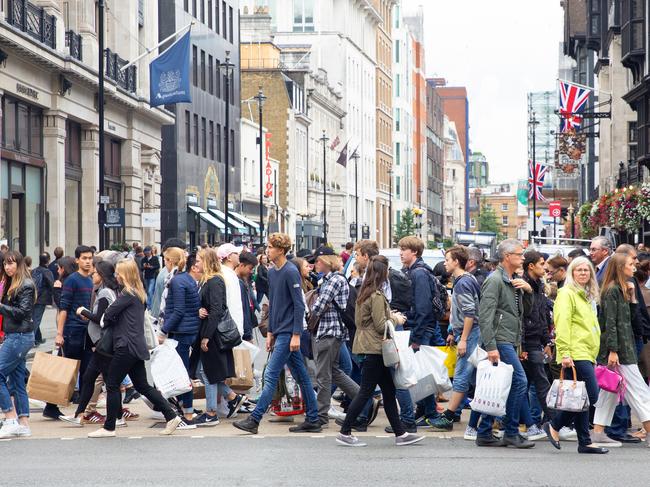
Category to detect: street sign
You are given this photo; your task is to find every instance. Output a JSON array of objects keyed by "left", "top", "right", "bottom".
[
  {"left": 349, "top": 223, "right": 357, "bottom": 239},
  {"left": 362, "top": 225, "right": 370, "bottom": 239},
  {"left": 549, "top": 201, "right": 561, "bottom": 218},
  {"left": 99, "top": 195, "right": 110, "bottom": 204},
  {"left": 104, "top": 208, "right": 125, "bottom": 228},
  {"left": 142, "top": 212, "right": 160, "bottom": 228}
]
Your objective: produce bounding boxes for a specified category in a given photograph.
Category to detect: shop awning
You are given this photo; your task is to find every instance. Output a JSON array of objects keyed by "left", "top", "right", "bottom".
[
  {"left": 188, "top": 205, "right": 225, "bottom": 231},
  {"left": 230, "top": 210, "right": 259, "bottom": 231},
  {"left": 207, "top": 208, "right": 247, "bottom": 234}
]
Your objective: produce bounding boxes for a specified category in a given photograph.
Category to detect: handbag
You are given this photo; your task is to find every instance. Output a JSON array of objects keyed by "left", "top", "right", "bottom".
[
  {"left": 546, "top": 366, "right": 590, "bottom": 412},
  {"left": 95, "top": 326, "right": 114, "bottom": 357},
  {"left": 143, "top": 309, "right": 158, "bottom": 350},
  {"left": 595, "top": 365, "right": 626, "bottom": 400},
  {"left": 215, "top": 309, "right": 242, "bottom": 351},
  {"left": 382, "top": 320, "right": 400, "bottom": 367}
]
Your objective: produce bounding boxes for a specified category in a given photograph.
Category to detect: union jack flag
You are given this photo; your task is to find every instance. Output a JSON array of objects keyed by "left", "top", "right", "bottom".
[
  {"left": 559, "top": 80, "right": 591, "bottom": 132},
  {"left": 528, "top": 161, "right": 549, "bottom": 201}
]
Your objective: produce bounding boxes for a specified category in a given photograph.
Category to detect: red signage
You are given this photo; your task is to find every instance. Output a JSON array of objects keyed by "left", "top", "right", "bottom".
[
  {"left": 264, "top": 133, "right": 273, "bottom": 198},
  {"left": 549, "top": 201, "right": 561, "bottom": 218}
]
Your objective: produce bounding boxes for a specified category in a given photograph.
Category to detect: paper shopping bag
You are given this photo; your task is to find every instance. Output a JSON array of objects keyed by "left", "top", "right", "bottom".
[
  {"left": 27, "top": 351, "right": 80, "bottom": 406},
  {"left": 226, "top": 348, "right": 254, "bottom": 392}
]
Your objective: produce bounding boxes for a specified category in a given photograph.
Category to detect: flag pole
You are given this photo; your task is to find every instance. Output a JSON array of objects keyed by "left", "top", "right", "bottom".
[{"left": 120, "top": 21, "right": 195, "bottom": 72}]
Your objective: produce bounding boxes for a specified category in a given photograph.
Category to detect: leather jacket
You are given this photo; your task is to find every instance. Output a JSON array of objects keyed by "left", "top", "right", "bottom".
[{"left": 0, "top": 278, "right": 36, "bottom": 334}]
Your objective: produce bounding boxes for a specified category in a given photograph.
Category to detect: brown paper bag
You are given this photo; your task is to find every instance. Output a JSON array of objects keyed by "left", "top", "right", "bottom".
[
  {"left": 226, "top": 348, "right": 254, "bottom": 392},
  {"left": 27, "top": 351, "right": 80, "bottom": 406},
  {"left": 192, "top": 380, "right": 206, "bottom": 400}
]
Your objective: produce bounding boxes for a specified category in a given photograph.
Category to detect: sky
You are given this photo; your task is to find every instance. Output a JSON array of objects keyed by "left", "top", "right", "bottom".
[{"left": 406, "top": 0, "right": 564, "bottom": 184}]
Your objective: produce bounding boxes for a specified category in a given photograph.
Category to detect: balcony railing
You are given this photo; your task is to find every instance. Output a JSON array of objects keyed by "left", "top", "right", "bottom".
[
  {"left": 105, "top": 48, "right": 137, "bottom": 94},
  {"left": 65, "top": 30, "right": 82, "bottom": 61},
  {"left": 8, "top": 0, "right": 56, "bottom": 49}
]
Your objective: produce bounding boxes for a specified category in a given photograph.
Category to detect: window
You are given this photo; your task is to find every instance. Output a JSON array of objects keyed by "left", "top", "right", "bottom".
[
  {"left": 502, "top": 216, "right": 509, "bottom": 226},
  {"left": 103, "top": 137, "right": 121, "bottom": 177},
  {"left": 229, "top": 6, "right": 234, "bottom": 43},
  {"left": 395, "top": 73, "right": 400, "bottom": 97},
  {"left": 470, "top": 218, "right": 476, "bottom": 228},
  {"left": 395, "top": 108, "right": 400, "bottom": 131},
  {"left": 222, "top": 1, "right": 227, "bottom": 39},
  {"left": 201, "top": 117, "right": 207, "bottom": 157},
  {"left": 215, "top": 0, "right": 220, "bottom": 34},
  {"left": 193, "top": 114, "right": 199, "bottom": 155},
  {"left": 200, "top": 50, "right": 206, "bottom": 90},
  {"left": 395, "top": 142, "right": 400, "bottom": 165},
  {"left": 65, "top": 120, "right": 81, "bottom": 167},
  {"left": 192, "top": 45, "right": 198, "bottom": 86},
  {"left": 208, "top": 0, "right": 213, "bottom": 29},
  {"left": 201, "top": 0, "right": 205, "bottom": 22},
  {"left": 184, "top": 0, "right": 189, "bottom": 12},
  {"left": 192, "top": 0, "right": 197, "bottom": 17},
  {"left": 1, "top": 96, "right": 43, "bottom": 156},
  {"left": 629, "top": 121, "right": 638, "bottom": 161},
  {"left": 395, "top": 40, "right": 400, "bottom": 63},
  {"left": 501, "top": 203, "right": 508, "bottom": 211},
  {"left": 138, "top": 0, "right": 144, "bottom": 26},
  {"left": 208, "top": 55, "right": 214, "bottom": 94},
  {"left": 185, "top": 110, "right": 191, "bottom": 153},
  {"left": 215, "top": 60, "right": 221, "bottom": 98},
  {"left": 396, "top": 176, "right": 401, "bottom": 199},
  {"left": 209, "top": 121, "right": 214, "bottom": 160},
  {"left": 293, "top": 0, "right": 314, "bottom": 32},
  {"left": 216, "top": 123, "right": 222, "bottom": 162}
]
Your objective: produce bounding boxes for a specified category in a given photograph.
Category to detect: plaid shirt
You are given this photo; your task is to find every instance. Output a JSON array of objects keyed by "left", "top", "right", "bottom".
[{"left": 311, "top": 272, "right": 349, "bottom": 340}]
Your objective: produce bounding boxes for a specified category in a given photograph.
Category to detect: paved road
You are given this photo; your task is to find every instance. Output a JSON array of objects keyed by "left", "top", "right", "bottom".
[{"left": 2, "top": 435, "right": 648, "bottom": 487}]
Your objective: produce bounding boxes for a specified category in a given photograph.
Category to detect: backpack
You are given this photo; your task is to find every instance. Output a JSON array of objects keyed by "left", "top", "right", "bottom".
[
  {"left": 388, "top": 268, "right": 412, "bottom": 313},
  {"left": 32, "top": 268, "right": 44, "bottom": 292},
  {"left": 333, "top": 279, "right": 358, "bottom": 335},
  {"left": 429, "top": 272, "right": 449, "bottom": 322}
]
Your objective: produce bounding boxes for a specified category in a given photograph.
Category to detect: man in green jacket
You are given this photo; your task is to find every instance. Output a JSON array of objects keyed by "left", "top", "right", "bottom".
[{"left": 476, "top": 239, "right": 534, "bottom": 449}]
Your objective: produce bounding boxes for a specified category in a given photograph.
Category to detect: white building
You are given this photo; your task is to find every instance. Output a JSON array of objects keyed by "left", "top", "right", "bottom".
[
  {"left": 443, "top": 117, "right": 465, "bottom": 238},
  {"left": 0, "top": 0, "right": 172, "bottom": 257}
]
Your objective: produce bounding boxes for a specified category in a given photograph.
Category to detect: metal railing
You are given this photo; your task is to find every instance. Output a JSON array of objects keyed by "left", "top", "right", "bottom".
[
  {"left": 7, "top": 0, "right": 57, "bottom": 49},
  {"left": 65, "top": 30, "right": 82, "bottom": 61},
  {"left": 105, "top": 48, "right": 137, "bottom": 93}
]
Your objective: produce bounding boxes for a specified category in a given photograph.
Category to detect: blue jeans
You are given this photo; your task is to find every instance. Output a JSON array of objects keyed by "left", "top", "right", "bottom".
[
  {"left": 251, "top": 333, "right": 318, "bottom": 423},
  {"left": 145, "top": 278, "right": 156, "bottom": 308},
  {"left": 0, "top": 332, "right": 35, "bottom": 417},
  {"left": 452, "top": 326, "right": 480, "bottom": 393},
  {"left": 477, "top": 343, "right": 528, "bottom": 438},
  {"left": 528, "top": 383, "right": 543, "bottom": 425},
  {"left": 169, "top": 333, "right": 196, "bottom": 413},
  {"left": 32, "top": 304, "right": 46, "bottom": 343},
  {"left": 332, "top": 342, "right": 353, "bottom": 395}
]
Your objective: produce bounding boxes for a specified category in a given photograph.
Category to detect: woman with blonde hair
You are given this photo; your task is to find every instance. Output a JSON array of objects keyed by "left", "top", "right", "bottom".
[
  {"left": 592, "top": 252, "right": 650, "bottom": 448},
  {"left": 157, "top": 247, "right": 186, "bottom": 323},
  {"left": 0, "top": 251, "right": 36, "bottom": 438},
  {"left": 190, "top": 248, "right": 245, "bottom": 425},
  {"left": 88, "top": 259, "right": 181, "bottom": 438},
  {"left": 543, "top": 256, "right": 607, "bottom": 453}
]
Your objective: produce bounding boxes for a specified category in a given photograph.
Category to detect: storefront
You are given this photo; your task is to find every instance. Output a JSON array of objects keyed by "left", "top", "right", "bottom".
[{"left": 0, "top": 94, "right": 44, "bottom": 259}]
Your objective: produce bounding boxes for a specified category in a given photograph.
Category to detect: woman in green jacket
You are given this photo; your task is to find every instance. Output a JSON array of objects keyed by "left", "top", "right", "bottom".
[
  {"left": 592, "top": 252, "right": 650, "bottom": 448},
  {"left": 544, "top": 256, "right": 607, "bottom": 454},
  {"left": 336, "top": 256, "right": 423, "bottom": 448}
]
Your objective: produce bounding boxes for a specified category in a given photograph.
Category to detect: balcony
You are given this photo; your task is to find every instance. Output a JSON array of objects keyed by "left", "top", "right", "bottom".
[
  {"left": 105, "top": 48, "right": 137, "bottom": 93},
  {"left": 7, "top": 0, "right": 56, "bottom": 49},
  {"left": 65, "top": 30, "right": 82, "bottom": 61}
]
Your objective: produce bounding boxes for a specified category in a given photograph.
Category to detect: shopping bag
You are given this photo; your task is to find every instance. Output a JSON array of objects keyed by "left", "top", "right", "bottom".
[
  {"left": 26, "top": 351, "right": 80, "bottom": 405},
  {"left": 226, "top": 348, "right": 255, "bottom": 392},
  {"left": 468, "top": 346, "right": 488, "bottom": 368},
  {"left": 235, "top": 340, "right": 261, "bottom": 363},
  {"left": 143, "top": 309, "right": 158, "bottom": 351},
  {"left": 546, "top": 366, "right": 589, "bottom": 412},
  {"left": 434, "top": 346, "right": 458, "bottom": 378},
  {"left": 470, "top": 360, "right": 514, "bottom": 416},
  {"left": 149, "top": 339, "right": 193, "bottom": 398},
  {"left": 192, "top": 380, "right": 206, "bottom": 400},
  {"left": 382, "top": 320, "right": 400, "bottom": 367},
  {"left": 409, "top": 346, "right": 452, "bottom": 402},
  {"left": 391, "top": 330, "right": 417, "bottom": 389}
]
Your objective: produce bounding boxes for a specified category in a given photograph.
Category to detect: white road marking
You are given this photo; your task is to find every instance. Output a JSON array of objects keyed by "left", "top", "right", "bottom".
[
  {"left": 310, "top": 435, "right": 326, "bottom": 438},
  {"left": 191, "top": 435, "right": 205, "bottom": 439},
  {"left": 375, "top": 435, "right": 391, "bottom": 438},
  {"left": 128, "top": 436, "right": 143, "bottom": 439},
  {"left": 61, "top": 437, "right": 75, "bottom": 440}
]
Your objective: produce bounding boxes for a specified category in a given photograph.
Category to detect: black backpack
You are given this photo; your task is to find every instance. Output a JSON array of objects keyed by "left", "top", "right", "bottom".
[
  {"left": 388, "top": 268, "right": 412, "bottom": 313},
  {"left": 429, "top": 271, "right": 449, "bottom": 321},
  {"left": 333, "top": 279, "right": 358, "bottom": 336}
]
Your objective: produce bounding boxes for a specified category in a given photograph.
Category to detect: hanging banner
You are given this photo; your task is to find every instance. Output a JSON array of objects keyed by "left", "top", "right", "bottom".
[
  {"left": 149, "top": 31, "right": 192, "bottom": 107},
  {"left": 556, "top": 129, "right": 585, "bottom": 174},
  {"left": 264, "top": 133, "right": 273, "bottom": 198}
]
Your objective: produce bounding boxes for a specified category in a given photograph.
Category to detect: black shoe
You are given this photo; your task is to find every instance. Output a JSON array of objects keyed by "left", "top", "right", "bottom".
[
  {"left": 543, "top": 423, "right": 561, "bottom": 450},
  {"left": 502, "top": 434, "right": 535, "bottom": 449},
  {"left": 578, "top": 445, "right": 609, "bottom": 454},
  {"left": 335, "top": 418, "right": 367, "bottom": 432},
  {"left": 609, "top": 433, "right": 642, "bottom": 444},
  {"left": 288, "top": 420, "right": 322, "bottom": 433},
  {"left": 227, "top": 394, "right": 247, "bottom": 419},
  {"left": 233, "top": 417, "right": 259, "bottom": 435},
  {"left": 367, "top": 398, "right": 381, "bottom": 426},
  {"left": 452, "top": 414, "right": 462, "bottom": 423},
  {"left": 43, "top": 406, "right": 64, "bottom": 420},
  {"left": 194, "top": 413, "right": 220, "bottom": 427},
  {"left": 476, "top": 435, "right": 504, "bottom": 447},
  {"left": 332, "top": 391, "right": 345, "bottom": 402},
  {"left": 385, "top": 423, "right": 417, "bottom": 434},
  {"left": 123, "top": 388, "right": 141, "bottom": 404}
]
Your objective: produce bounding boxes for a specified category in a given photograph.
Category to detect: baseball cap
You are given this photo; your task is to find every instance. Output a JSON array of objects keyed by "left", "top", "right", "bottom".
[
  {"left": 313, "top": 246, "right": 335, "bottom": 257},
  {"left": 217, "top": 243, "right": 243, "bottom": 260}
]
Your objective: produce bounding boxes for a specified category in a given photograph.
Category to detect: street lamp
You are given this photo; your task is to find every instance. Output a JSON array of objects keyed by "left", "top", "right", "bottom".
[
  {"left": 568, "top": 203, "right": 575, "bottom": 239},
  {"left": 457, "top": 205, "right": 462, "bottom": 237},
  {"left": 254, "top": 86, "right": 266, "bottom": 245},
  {"left": 388, "top": 167, "right": 393, "bottom": 246},
  {"left": 218, "top": 52, "right": 235, "bottom": 242},
  {"left": 529, "top": 112, "right": 540, "bottom": 237},
  {"left": 320, "top": 130, "right": 329, "bottom": 244},
  {"left": 351, "top": 150, "right": 360, "bottom": 242}
]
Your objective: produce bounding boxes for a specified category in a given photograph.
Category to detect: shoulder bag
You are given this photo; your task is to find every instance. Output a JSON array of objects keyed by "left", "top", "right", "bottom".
[
  {"left": 215, "top": 309, "right": 242, "bottom": 351},
  {"left": 546, "top": 366, "right": 590, "bottom": 412},
  {"left": 382, "top": 319, "right": 400, "bottom": 367}
]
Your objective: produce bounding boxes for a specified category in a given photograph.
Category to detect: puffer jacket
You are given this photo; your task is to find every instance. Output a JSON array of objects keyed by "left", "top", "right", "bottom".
[
  {"left": 0, "top": 278, "right": 36, "bottom": 334},
  {"left": 161, "top": 272, "right": 201, "bottom": 336},
  {"left": 521, "top": 272, "right": 552, "bottom": 350}
]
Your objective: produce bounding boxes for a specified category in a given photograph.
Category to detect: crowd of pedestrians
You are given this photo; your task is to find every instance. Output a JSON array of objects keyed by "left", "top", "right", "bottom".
[{"left": 0, "top": 233, "right": 650, "bottom": 454}]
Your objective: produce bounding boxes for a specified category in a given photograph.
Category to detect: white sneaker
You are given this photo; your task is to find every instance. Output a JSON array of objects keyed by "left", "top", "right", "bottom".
[
  {"left": 87, "top": 428, "right": 116, "bottom": 438},
  {"left": 116, "top": 418, "right": 127, "bottom": 428},
  {"left": 0, "top": 420, "right": 22, "bottom": 438},
  {"left": 96, "top": 395, "right": 107, "bottom": 409},
  {"left": 463, "top": 426, "right": 478, "bottom": 441},
  {"left": 159, "top": 416, "right": 182, "bottom": 436},
  {"left": 59, "top": 416, "right": 83, "bottom": 427},
  {"left": 525, "top": 424, "right": 547, "bottom": 441},
  {"left": 176, "top": 418, "right": 197, "bottom": 430},
  {"left": 328, "top": 407, "right": 347, "bottom": 421},
  {"left": 15, "top": 425, "right": 32, "bottom": 437},
  {"left": 559, "top": 427, "right": 578, "bottom": 441}
]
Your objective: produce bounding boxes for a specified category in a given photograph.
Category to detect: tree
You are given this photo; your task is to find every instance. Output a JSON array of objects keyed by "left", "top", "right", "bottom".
[
  {"left": 393, "top": 208, "right": 416, "bottom": 245},
  {"left": 477, "top": 201, "right": 502, "bottom": 239}
]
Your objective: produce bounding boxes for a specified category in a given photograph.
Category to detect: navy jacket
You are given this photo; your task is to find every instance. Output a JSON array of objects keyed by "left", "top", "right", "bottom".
[
  {"left": 162, "top": 272, "right": 201, "bottom": 336},
  {"left": 404, "top": 258, "right": 443, "bottom": 346}
]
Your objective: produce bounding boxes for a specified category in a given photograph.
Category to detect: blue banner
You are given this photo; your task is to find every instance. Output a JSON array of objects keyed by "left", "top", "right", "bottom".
[{"left": 149, "top": 30, "right": 192, "bottom": 107}]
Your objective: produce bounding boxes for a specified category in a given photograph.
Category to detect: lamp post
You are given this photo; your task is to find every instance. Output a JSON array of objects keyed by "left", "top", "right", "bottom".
[
  {"left": 529, "top": 112, "right": 540, "bottom": 238},
  {"left": 320, "top": 130, "right": 329, "bottom": 243},
  {"left": 254, "top": 86, "right": 266, "bottom": 245},
  {"left": 351, "top": 150, "right": 360, "bottom": 242},
  {"left": 568, "top": 203, "right": 575, "bottom": 239},
  {"left": 457, "top": 205, "right": 462, "bottom": 237},
  {"left": 98, "top": 0, "right": 106, "bottom": 250},
  {"left": 388, "top": 167, "right": 393, "bottom": 246},
  {"left": 218, "top": 52, "right": 235, "bottom": 241}
]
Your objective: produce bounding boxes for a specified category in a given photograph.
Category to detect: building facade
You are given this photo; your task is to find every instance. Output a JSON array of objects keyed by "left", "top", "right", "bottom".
[
  {"left": 469, "top": 187, "right": 526, "bottom": 240},
  {"left": 468, "top": 151, "right": 490, "bottom": 189},
  {"left": 159, "top": 0, "right": 242, "bottom": 248},
  {"left": 425, "top": 79, "right": 444, "bottom": 240},
  {"left": 443, "top": 117, "right": 466, "bottom": 239},
  {"left": 0, "top": 0, "right": 172, "bottom": 257}
]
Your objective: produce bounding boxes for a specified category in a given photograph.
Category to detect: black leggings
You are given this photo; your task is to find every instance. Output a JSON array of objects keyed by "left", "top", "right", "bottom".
[
  {"left": 74, "top": 351, "right": 118, "bottom": 418},
  {"left": 104, "top": 347, "right": 176, "bottom": 431},
  {"left": 339, "top": 354, "right": 405, "bottom": 437}
]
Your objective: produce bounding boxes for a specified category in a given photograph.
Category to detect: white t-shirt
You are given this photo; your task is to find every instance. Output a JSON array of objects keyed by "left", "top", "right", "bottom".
[{"left": 222, "top": 265, "right": 244, "bottom": 336}]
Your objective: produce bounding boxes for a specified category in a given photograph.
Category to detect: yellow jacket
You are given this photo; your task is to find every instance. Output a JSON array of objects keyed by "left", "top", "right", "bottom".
[{"left": 553, "top": 285, "right": 601, "bottom": 363}]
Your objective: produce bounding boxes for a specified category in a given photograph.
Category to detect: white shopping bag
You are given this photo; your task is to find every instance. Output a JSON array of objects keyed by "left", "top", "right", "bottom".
[
  {"left": 470, "top": 360, "right": 514, "bottom": 417},
  {"left": 150, "top": 339, "right": 193, "bottom": 399},
  {"left": 467, "top": 346, "right": 488, "bottom": 368},
  {"left": 409, "top": 346, "right": 452, "bottom": 403},
  {"left": 391, "top": 330, "right": 417, "bottom": 389}
]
